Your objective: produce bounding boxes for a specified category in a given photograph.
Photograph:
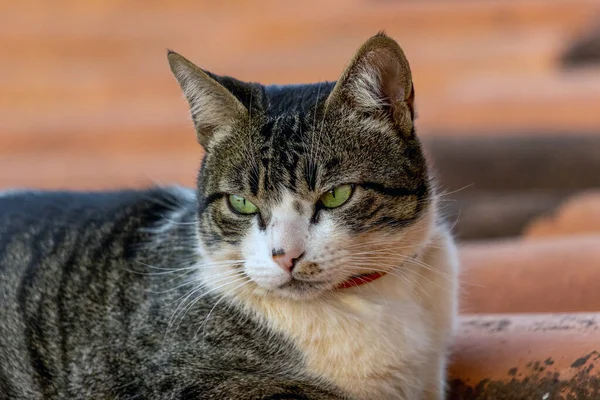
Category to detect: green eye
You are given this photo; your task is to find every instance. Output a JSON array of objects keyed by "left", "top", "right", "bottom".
[
  {"left": 320, "top": 184, "right": 354, "bottom": 209},
  {"left": 228, "top": 194, "right": 259, "bottom": 215}
]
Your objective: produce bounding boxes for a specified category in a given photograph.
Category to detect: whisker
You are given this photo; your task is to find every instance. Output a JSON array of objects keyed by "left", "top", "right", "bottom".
[
  {"left": 165, "top": 274, "right": 248, "bottom": 340},
  {"left": 342, "top": 255, "right": 458, "bottom": 284},
  {"left": 128, "top": 260, "right": 245, "bottom": 276},
  {"left": 195, "top": 277, "right": 252, "bottom": 338},
  {"left": 149, "top": 268, "right": 244, "bottom": 294},
  {"left": 343, "top": 264, "right": 442, "bottom": 296}
]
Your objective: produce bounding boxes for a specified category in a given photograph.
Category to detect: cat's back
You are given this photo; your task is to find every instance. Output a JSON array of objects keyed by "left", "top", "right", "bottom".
[
  {"left": 0, "top": 188, "right": 180, "bottom": 232},
  {"left": 0, "top": 187, "right": 188, "bottom": 261},
  {"left": 0, "top": 187, "right": 193, "bottom": 399}
]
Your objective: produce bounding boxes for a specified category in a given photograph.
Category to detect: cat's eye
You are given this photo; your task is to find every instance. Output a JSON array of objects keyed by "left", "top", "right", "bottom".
[
  {"left": 228, "top": 194, "right": 259, "bottom": 215},
  {"left": 320, "top": 184, "right": 354, "bottom": 209}
]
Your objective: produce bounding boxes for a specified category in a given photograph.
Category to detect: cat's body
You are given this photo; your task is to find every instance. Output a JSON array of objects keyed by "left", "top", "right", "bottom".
[
  {"left": 0, "top": 189, "right": 345, "bottom": 399},
  {"left": 0, "top": 33, "right": 458, "bottom": 399}
]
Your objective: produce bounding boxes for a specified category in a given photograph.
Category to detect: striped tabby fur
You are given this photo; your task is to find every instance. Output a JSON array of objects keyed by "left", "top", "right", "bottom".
[{"left": 0, "top": 33, "right": 458, "bottom": 399}]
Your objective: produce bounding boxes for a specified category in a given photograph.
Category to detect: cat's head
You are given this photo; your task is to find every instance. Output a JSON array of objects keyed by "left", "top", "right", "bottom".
[{"left": 168, "top": 33, "right": 436, "bottom": 300}]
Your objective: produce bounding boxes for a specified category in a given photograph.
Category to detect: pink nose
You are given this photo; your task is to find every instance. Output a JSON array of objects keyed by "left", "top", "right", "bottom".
[{"left": 272, "top": 248, "right": 304, "bottom": 273}]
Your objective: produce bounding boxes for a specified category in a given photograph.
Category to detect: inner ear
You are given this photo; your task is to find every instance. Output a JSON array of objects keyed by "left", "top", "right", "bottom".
[
  {"left": 374, "top": 48, "right": 415, "bottom": 127},
  {"left": 327, "top": 33, "right": 415, "bottom": 137}
]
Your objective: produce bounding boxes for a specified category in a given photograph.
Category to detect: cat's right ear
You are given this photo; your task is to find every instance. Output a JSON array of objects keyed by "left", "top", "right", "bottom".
[
  {"left": 325, "top": 32, "right": 415, "bottom": 138},
  {"left": 167, "top": 50, "right": 248, "bottom": 148}
]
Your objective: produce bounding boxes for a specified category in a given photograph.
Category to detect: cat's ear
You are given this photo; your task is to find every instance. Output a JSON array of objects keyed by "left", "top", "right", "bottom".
[
  {"left": 326, "top": 32, "right": 415, "bottom": 137},
  {"left": 167, "top": 50, "right": 248, "bottom": 148}
]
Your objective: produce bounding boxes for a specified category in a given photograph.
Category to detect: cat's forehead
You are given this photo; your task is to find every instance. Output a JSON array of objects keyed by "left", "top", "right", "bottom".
[
  {"left": 216, "top": 114, "right": 322, "bottom": 166},
  {"left": 203, "top": 82, "right": 425, "bottom": 200},
  {"left": 208, "top": 112, "right": 418, "bottom": 191}
]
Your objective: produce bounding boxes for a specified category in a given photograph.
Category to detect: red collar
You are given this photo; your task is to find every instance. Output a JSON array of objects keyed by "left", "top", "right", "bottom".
[{"left": 335, "top": 272, "right": 387, "bottom": 290}]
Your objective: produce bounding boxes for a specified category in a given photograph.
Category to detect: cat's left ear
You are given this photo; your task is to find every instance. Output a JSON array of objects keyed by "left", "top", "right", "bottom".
[
  {"left": 167, "top": 50, "right": 248, "bottom": 149},
  {"left": 326, "top": 32, "right": 415, "bottom": 137}
]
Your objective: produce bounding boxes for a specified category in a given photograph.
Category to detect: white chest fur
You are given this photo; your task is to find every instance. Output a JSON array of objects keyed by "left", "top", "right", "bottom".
[{"left": 241, "top": 228, "right": 458, "bottom": 400}]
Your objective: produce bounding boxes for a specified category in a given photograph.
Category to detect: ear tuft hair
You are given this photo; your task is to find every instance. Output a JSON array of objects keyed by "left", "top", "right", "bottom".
[
  {"left": 167, "top": 51, "right": 247, "bottom": 148},
  {"left": 327, "top": 33, "right": 415, "bottom": 137}
]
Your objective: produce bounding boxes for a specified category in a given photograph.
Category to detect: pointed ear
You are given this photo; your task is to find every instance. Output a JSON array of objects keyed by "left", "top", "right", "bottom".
[
  {"left": 326, "top": 32, "right": 415, "bottom": 137},
  {"left": 167, "top": 50, "right": 248, "bottom": 148}
]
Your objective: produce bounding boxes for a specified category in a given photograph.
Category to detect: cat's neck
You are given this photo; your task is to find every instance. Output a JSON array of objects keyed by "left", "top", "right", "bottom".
[{"left": 230, "top": 253, "right": 426, "bottom": 399}]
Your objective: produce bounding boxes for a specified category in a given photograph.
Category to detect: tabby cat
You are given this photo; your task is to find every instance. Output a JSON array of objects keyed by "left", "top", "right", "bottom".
[{"left": 0, "top": 33, "right": 458, "bottom": 399}]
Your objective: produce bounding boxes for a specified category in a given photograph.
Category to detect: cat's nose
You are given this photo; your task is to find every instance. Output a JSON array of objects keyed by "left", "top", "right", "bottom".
[{"left": 272, "top": 247, "right": 304, "bottom": 273}]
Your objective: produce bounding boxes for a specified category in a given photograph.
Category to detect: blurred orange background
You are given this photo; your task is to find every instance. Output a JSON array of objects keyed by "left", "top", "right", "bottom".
[
  {"left": 4, "top": 3, "right": 600, "bottom": 394},
  {"left": 1, "top": 0, "right": 599, "bottom": 191}
]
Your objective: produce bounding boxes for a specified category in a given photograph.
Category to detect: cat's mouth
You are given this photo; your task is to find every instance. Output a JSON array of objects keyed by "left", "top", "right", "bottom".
[{"left": 275, "top": 272, "right": 387, "bottom": 299}]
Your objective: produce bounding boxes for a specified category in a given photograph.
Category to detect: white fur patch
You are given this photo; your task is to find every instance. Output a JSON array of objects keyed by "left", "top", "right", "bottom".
[
  {"left": 242, "top": 192, "right": 310, "bottom": 291},
  {"left": 237, "top": 225, "right": 458, "bottom": 400}
]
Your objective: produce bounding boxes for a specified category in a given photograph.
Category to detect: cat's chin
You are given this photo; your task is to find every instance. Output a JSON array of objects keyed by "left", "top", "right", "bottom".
[{"left": 264, "top": 279, "right": 334, "bottom": 301}]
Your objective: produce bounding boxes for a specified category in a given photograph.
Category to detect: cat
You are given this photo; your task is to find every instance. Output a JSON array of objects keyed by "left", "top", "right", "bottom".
[{"left": 0, "top": 32, "right": 458, "bottom": 400}]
